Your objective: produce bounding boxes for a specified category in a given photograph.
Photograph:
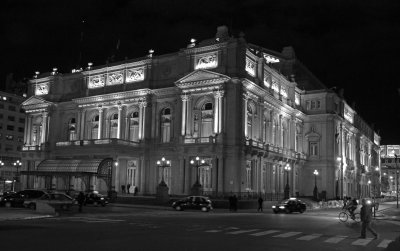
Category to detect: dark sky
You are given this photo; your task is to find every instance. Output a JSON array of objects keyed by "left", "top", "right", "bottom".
[{"left": 2, "top": 0, "right": 400, "bottom": 144}]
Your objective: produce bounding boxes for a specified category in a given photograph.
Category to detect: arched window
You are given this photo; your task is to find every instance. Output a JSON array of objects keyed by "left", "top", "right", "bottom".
[
  {"left": 201, "top": 102, "right": 213, "bottom": 138},
  {"left": 199, "top": 161, "right": 212, "bottom": 191},
  {"left": 129, "top": 111, "right": 139, "bottom": 142},
  {"left": 110, "top": 113, "right": 118, "bottom": 138},
  {"left": 68, "top": 118, "right": 77, "bottom": 141},
  {"left": 91, "top": 115, "right": 99, "bottom": 140},
  {"left": 160, "top": 108, "right": 171, "bottom": 143},
  {"left": 282, "top": 121, "right": 288, "bottom": 148}
]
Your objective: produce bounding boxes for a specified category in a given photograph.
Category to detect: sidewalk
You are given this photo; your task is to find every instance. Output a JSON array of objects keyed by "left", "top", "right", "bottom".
[{"left": 0, "top": 207, "right": 54, "bottom": 221}]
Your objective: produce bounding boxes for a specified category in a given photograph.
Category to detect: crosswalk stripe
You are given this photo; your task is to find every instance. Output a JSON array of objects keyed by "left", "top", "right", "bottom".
[
  {"left": 352, "top": 238, "right": 373, "bottom": 246},
  {"left": 377, "top": 239, "right": 394, "bottom": 248},
  {"left": 297, "top": 233, "right": 322, "bottom": 241},
  {"left": 273, "top": 232, "right": 302, "bottom": 238},
  {"left": 250, "top": 230, "right": 280, "bottom": 236},
  {"left": 227, "top": 229, "right": 260, "bottom": 235},
  {"left": 205, "top": 230, "right": 223, "bottom": 233},
  {"left": 325, "top": 236, "right": 347, "bottom": 243}
]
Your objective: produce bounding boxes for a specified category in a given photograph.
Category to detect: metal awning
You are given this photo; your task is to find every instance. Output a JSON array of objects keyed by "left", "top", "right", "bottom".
[{"left": 20, "top": 158, "right": 113, "bottom": 176}]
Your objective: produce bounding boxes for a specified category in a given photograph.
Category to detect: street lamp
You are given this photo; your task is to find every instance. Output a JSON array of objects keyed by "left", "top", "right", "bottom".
[
  {"left": 190, "top": 156, "right": 206, "bottom": 196},
  {"left": 337, "top": 157, "right": 343, "bottom": 200},
  {"left": 313, "top": 169, "right": 319, "bottom": 200},
  {"left": 284, "top": 164, "right": 291, "bottom": 199},
  {"left": 156, "top": 157, "right": 171, "bottom": 202},
  {"left": 12, "top": 160, "right": 22, "bottom": 192},
  {"left": 156, "top": 157, "right": 171, "bottom": 186}
]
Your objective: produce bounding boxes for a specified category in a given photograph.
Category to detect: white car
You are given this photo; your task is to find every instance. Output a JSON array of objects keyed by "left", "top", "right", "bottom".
[{"left": 23, "top": 192, "right": 75, "bottom": 210}]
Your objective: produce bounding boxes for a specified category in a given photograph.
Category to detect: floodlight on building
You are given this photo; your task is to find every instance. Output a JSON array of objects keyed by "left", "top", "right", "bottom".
[
  {"left": 34, "top": 71, "right": 40, "bottom": 78},
  {"left": 87, "top": 62, "right": 93, "bottom": 70},
  {"left": 52, "top": 68, "right": 58, "bottom": 75},
  {"left": 148, "top": 49, "right": 154, "bottom": 58}
]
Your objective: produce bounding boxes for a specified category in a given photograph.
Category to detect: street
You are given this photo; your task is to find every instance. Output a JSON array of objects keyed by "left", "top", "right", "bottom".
[{"left": 0, "top": 204, "right": 399, "bottom": 251}]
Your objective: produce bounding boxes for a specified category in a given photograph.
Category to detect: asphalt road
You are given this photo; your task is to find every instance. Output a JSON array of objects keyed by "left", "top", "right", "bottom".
[{"left": 0, "top": 205, "right": 399, "bottom": 251}]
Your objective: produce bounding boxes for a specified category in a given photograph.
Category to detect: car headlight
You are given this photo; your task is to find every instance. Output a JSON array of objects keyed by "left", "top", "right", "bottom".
[
  {"left": 279, "top": 206, "right": 285, "bottom": 209},
  {"left": 272, "top": 206, "right": 276, "bottom": 208},
  {"left": 100, "top": 198, "right": 104, "bottom": 200}
]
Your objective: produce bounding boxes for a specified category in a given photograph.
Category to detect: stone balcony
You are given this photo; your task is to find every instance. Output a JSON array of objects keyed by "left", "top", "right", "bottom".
[{"left": 55, "top": 139, "right": 140, "bottom": 147}]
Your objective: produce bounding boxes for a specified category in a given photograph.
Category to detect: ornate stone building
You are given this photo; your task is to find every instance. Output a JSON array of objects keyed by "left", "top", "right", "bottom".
[
  {"left": 19, "top": 26, "right": 380, "bottom": 200},
  {"left": 380, "top": 145, "right": 399, "bottom": 196}
]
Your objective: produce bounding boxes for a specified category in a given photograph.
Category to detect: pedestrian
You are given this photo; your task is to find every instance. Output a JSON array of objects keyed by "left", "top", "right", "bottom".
[
  {"left": 77, "top": 191, "right": 85, "bottom": 212},
  {"left": 232, "top": 195, "right": 238, "bottom": 212},
  {"left": 228, "top": 195, "right": 233, "bottom": 211},
  {"left": 359, "top": 198, "right": 379, "bottom": 239},
  {"left": 127, "top": 184, "right": 131, "bottom": 194},
  {"left": 258, "top": 196, "right": 264, "bottom": 212}
]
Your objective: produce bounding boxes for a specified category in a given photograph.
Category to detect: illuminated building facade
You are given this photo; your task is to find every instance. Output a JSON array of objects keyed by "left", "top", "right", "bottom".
[
  {"left": 380, "top": 145, "right": 399, "bottom": 196},
  {"left": 0, "top": 91, "right": 26, "bottom": 192},
  {"left": 19, "top": 26, "right": 380, "bottom": 200}
]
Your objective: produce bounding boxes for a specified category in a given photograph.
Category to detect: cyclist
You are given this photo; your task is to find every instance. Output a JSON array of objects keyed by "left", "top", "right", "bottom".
[{"left": 346, "top": 198, "right": 358, "bottom": 219}]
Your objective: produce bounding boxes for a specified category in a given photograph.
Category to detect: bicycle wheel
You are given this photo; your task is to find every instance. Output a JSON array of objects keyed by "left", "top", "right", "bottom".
[
  {"left": 353, "top": 213, "right": 361, "bottom": 223},
  {"left": 339, "top": 212, "right": 348, "bottom": 222}
]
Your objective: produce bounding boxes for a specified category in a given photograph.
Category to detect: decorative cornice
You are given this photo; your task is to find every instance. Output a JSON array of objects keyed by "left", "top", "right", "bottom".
[
  {"left": 73, "top": 89, "right": 151, "bottom": 108},
  {"left": 184, "top": 42, "right": 227, "bottom": 54},
  {"left": 175, "top": 69, "right": 229, "bottom": 91},
  {"left": 22, "top": 96, "right": 54, "bottom": 112},
  {"left": 81, "top": 59, "right": 151, "bottom": 76}
]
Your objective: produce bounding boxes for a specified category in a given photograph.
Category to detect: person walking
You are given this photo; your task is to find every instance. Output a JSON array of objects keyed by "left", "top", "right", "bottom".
[
  {"left": 258, "top": 196, "right": 264, "bottom": 212},
  {"left": 359, "top": 198, "right": 379, "bottom": 239},
  {"left": 77, "top": 191, "right": 85, "bottom": 212}
]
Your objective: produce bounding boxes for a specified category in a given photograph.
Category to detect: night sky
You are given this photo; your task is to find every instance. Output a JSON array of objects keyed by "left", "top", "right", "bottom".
[{"left": 2, "top": 0, "right": 400, "bottom": 144}]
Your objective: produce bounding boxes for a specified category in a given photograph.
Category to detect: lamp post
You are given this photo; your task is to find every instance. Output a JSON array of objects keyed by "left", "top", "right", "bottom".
[
  {"left": 337, "top": 157, "right": 343, "bottom": 200},
  {"left": 284, "top": 164, "right": 291, "bottom": 199},
  {"left": 12, "top": 160, "right": 22, "bottom": 192},
  {"left": 394, "top": 154, "right": 399, "bottom": 208},
  {"left": 156, "top": 157, "right": 171, "bottom": 202},
  {"left": 190, "top": 156, "right": 206, "bottom": 196},
  {"left": 313, "top": 169, "right": 319, "bottom": 200}
]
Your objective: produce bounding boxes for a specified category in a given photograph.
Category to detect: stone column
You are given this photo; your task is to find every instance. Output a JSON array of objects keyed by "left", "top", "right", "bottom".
[
  {"left": 185, "top": 95, "right": 192, "bottom": 136},
  {"left": 117, "top": 104, "right": 123, "bottom": 139},
  {"left": 80, "top": 109, "right": 86, "bottom": 140},
  {"left": 243, "top": 93, "right": 249, "bottom": 138},
  {"left": 138, "top": 100, "right": 147, "bottom": 140},
  {"left": 41, "top": 112, "right": 48, "bottom": 143},
  {"left": 214, "top": 93, "right": 219, "bottom": 134},
  {"left": 124, "top": 117, "right": 129, "bottom": 140},
  {"left": 98, "top": 107, "right": 104, "bottom": 139},
  {"left": 27, "top": 115, "right": 32, "bottom": 145},
  {"left": 181, "top": 95, "right": 188, "bottom": 136}
]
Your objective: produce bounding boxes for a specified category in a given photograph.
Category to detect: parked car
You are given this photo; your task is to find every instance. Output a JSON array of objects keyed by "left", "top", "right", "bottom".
[
  {"left": 84, "top": 191, "right": 109, "bottom": 207},
  {"left": 172, "top": 196, "right": 213, "bottom": 212},
  {"left": 0, "top": 191, "right": 17, "bottom": 207},
  {"left": 0, "top": 189, "right": 46, "bottom": 207},
  {"left": 23, "top": 192, "right": 75, "bottom": 210},
  {"left": 272, "top": 198, "right": 307, "bottom": 214}
]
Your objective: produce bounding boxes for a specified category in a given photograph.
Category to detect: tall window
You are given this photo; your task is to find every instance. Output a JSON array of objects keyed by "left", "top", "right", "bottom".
[
  {"left": 32, "top": 117, "right": 42, "bottom": 145},
  {"left": 282, "top": 121, "right": 288, "bottom": 148},
  {"left": 91, "top": 115, "right": 99, "bottom": 140},
  {"left": 246, "top": 161, "right": 252, "bottom": 191},
  {"left": 127, "top": 160, "right": 137, "bottom": 190},
  {"left": 110, "top": 113, "right": 118, "bottom": 138},
  {"left": 247, "top": 104, "right": 253, "bottom": 139},
  {"left": 68, "top": 118, "right": 77, "bottom": 141},
  {"left": 199, "top": 162, "right": 212, "bottom": 191},
  {"left": 161, "top": 108, "right": 171, "bottom": 143},
  {"left": 201, "top": 102, "right": 213, "bottom": 138},
  {"left": 129, "top": 111, "right": 139, "bottom": 142},
  {"left": 310, "top": 142, "right": 318, "bottom": 156}
]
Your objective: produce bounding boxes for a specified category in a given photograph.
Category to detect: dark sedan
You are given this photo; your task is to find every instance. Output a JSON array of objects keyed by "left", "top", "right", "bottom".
[
  {"left": 272, "top": 198, "right": 307, "bottom": 214},
  {"left": 84, "top": 191, "right": 109, "bottom": 206},
  {"left": 0, "top": 189, "right": 46, "bottom": 207},
  {"left": 172, "top": 196, "right": 213, "bottom": 212}
]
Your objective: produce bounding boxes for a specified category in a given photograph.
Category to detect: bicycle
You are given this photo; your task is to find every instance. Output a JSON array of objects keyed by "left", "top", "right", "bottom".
[{"left": 338, "top": 209, "right": 361, "bottom": 223}]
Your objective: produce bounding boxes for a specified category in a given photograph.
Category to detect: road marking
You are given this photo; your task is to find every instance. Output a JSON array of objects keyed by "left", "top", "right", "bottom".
[
  {"left": 324, "top": 235, "right": 347, "bottom": 243},
  {"left": 68, "top": 217, "right": 125, "bottom": 223},
  {"left": 297, "top": 233, "right": 322, "bottom": 241},
  {"left": 352, "top": 238, "right": 373, "bottom": 246},
  {"left": 205, "top": 230, "right": 223, "bottom": 233},
  {"left": 227, "top": 229, "right": 260, "bottom": 235},
  {"left": 250, "top": 230, "right": 280, "bottom": 236},
  {"left": 377, "top": 239, "right": 394, "bottom": 248},
  {"left": 273, "top": 232, "right": 302, "bottom": 238}
]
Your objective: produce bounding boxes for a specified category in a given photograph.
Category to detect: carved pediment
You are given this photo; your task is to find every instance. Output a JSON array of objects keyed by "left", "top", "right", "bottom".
[
  {"left": 175, "top": 69, "right": 230, "bottom": 90},
  {"left": 22, "top": 96, "right": 54, "bottom": 112},
  {"left": 305, "top": 126, "right": 321, "bottom": 140}
]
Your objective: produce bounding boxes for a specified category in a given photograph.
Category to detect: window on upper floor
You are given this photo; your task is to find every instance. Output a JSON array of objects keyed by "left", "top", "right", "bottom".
[
  {"left": 8, "top": 105, "right": 16, "bottom": 111},
  {"left": 0, "top": 103, "right": 4, "bottom": 109},
  {"left": 309, "top": 142, "right": 318, "bottom": 156},
  {"left": 7, "top": 125, "right": 14, "bottom": 131},
  {"left": 200, "top": 102, "right": 213, "bottom": 138},
  {"left": 306, "top": 100, "right": 321, "bottom": 110},
  {"left": 129, "top": 111, "right": 139, "bottom": 142},
  {"left": 69, "top": 118, "right": 77, "bottom": 141},
  {"left": 8, "top": 116, "right": 15, "bottom": 122},
  {"left": 90, "top": 115, "right": 99, "bottom": 140},
  {"left": 109, "top": 113, "right": 118, "bottom": 139},
  {"left": 18, "top": 127, "right": 24, "bottom": 133},
  {"left": 19, "top": 118, "right": 25, "bottom": 123},
  {"left": 160, "top": 108, "right": 171, "bottom": 143}
]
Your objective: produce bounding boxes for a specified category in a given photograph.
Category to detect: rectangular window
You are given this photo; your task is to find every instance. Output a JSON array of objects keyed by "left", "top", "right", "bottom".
[
  {"left": 8, "top": 116, "right": 15, "bottom": 121},
  {"left": 7, "top": 125, "right": 14, "bottom": 131},
  {"left": 18, "top": 127, "right": 24, "bottom": 133},
  {"left": 310, "top": 142, "right": 318, "bottom": 156},
  {"left": 0, "top": 103, "right": 4, "bottom": 109},
  {"left": 5, "top": 144, "right": 13, "bottom": 151},
  {"left": 8, "top": 105, "right": 16, "bottom": 111},
  {"left": 19, "top": 118, "right": 25, "bottom": 123}
]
